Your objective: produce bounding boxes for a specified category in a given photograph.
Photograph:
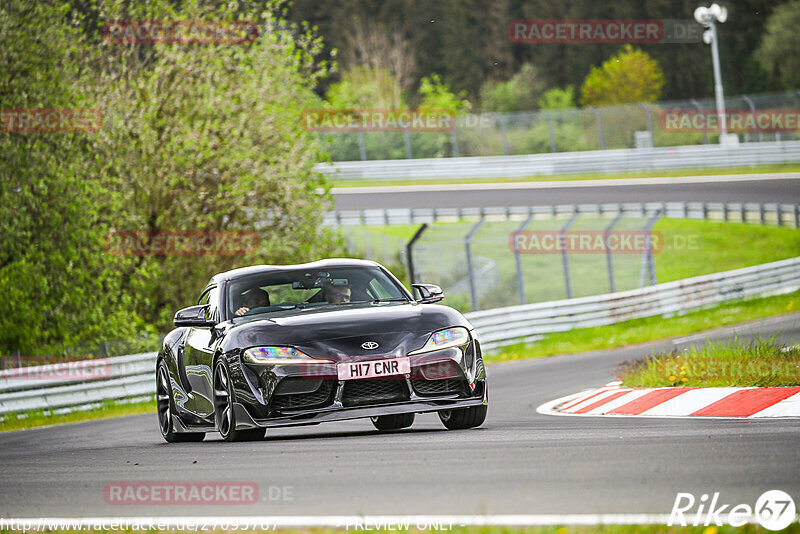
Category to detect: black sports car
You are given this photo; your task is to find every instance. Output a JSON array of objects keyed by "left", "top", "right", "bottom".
[{"left": 156, "top": 259, "right": 488, "bottom": 442}]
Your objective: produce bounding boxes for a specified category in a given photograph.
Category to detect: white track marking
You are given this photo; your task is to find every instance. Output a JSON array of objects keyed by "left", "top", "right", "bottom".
[
  {"left": 639, "top": 387, "right": 748, "bottom": 416},
  {"left": 584, "top": 389, "right": 652, "bottom": 415},
  {"left": 749, "top": 391, "right": 800, "bottom": 417}
]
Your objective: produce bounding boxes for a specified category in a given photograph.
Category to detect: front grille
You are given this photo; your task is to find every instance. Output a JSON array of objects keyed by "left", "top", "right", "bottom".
[
  {"left": 272, "top": 380, "right": 336, "bottom": 410},
  {"left": 342, "top": 379, "right": 408, "bottom": 407},
  {"left": 411, "top": 378, "right": 464, "bottom": 396}
]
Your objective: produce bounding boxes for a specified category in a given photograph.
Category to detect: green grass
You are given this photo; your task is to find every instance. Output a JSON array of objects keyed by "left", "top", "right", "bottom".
[
  {"left": 331, "top": 163, "right": 800, "bottom": 188},
  {"left": 0, "top": 397, "right": 155, "bottom": 432},
  {"left": 485, "top": 290, "right": 799, "bottom": 363},
  {"left": 618, "top": 336, "right": 800, "bottom": 388},
  {"left": 655, "top": 219, "right": 800, "bottom": 282}
]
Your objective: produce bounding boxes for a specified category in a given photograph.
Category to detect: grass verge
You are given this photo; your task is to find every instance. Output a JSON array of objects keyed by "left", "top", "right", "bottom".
[
  {"left": 618, "top": 336, "right": 800, "bottom": 388},
  {"left": 484, "top": 290, "right": 799, "bottom": 364},
  {"left": 0, "top": 397, "right": 155, "bottom": 432},
  {"left": 330, "top": 163, "right": 800, "bottom": 188}
]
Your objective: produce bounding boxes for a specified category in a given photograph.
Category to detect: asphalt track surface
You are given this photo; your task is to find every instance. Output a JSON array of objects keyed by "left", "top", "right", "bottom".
[
  {"left": 1, "top": 313, "right": 799, "bottom": 518},
  {"left": 332, "top": 175, "right": 800, "bottom": 210}
]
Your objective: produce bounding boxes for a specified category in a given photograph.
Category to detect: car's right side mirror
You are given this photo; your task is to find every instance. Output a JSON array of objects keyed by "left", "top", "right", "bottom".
[{"left": 412, "top": 283, "right": 444, "bottom": 304}]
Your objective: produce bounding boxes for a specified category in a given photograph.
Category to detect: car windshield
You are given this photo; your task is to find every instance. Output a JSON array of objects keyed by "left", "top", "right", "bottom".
[{"left": 227, "top": 266, "right": 407, "bottom": 318}]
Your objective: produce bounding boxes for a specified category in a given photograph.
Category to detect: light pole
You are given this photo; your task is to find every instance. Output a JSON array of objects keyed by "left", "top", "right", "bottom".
[{"left": 694, "top": 3, "right": 729, "bottom": 140}]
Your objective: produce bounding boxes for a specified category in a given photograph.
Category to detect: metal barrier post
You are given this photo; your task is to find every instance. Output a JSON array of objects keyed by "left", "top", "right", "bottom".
[
  {"left": 639, "top": 103, "right": 654, "bottom": 145},
  {"left": 741, "top": 94, "right": 760, "bottom": 142},
  {"left": 639, "top": 210, "right": 662, "bottom": 287},
  {"left": 403, "top": 129, "right": 412, "bottom": 159},
  {"left": 357, "top": 131, "right": 367, "bottom": 161},
  {"left": 691, "top": 99, "right": 708, "bottom": 144},
  {"left": 542, "top": 111, "right": 557, "bottom": 152},
  {"left": 514, "top": 214, "right": 534, "bottom": 305},
  {"left": 496, "top": 114, "right": 510, "bottom": 155},
  {"left": 589, "top": 107, "right": 605, "bottom": 149},
  {"left": 560, "top": 211, "right": 580, "bottom": 299},
  {"left": 604, "top": 212, "right": 624, "bottom": 293},
  {"left": 465, "top": 220, "right": 485, "bottom": 311},
  {"left": 406, "top": 223, "right": 428, "bottom": 287}
]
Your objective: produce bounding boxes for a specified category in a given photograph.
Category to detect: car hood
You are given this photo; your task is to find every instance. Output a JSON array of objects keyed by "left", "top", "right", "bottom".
[{"left": 219, "top": 302, "right": 470, "bottom": 360}]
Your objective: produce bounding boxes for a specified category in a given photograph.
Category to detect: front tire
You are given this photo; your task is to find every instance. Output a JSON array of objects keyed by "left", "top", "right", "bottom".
[
  {"left": 213, "top": 358, "right": 266, "bottom": 442},
  {"left": 438, "top": 404, "right": 487, "bottom": 430},
  {"left": 156, "top": 360, "right": 205, "bottom": 443},
  {"left": 370, "top": 413, "right": 415, "bottom": 431}
]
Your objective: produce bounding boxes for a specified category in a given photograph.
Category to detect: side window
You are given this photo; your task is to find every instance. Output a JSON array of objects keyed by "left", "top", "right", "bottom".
[
  {"left": 368, "top": 278, "right": 392, "bottom": 299},
  {"left": 205, "top": 287, "right": 220, "bottom": 322},
  {"left": 197, "top": 287, "right": 219, "bottom": 323}
]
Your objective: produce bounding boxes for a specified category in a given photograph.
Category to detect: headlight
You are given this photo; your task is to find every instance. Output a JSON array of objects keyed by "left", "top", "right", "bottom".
[
  {"left": 243, "top": 346, "right": 332, "bottom": 365},
  {"left": 408, "top": 327, "right": 470, "bottom": 355}
]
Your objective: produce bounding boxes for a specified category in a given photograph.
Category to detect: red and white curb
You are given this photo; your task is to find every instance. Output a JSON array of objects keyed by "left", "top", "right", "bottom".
[{"left": 537, "top": 381, "right": 800, "bottom": 419}]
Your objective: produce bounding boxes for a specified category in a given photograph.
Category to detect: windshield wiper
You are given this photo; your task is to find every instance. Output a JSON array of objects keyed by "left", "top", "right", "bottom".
[{"left": 371, "top": 298, "right": 409, "bottom": 303}]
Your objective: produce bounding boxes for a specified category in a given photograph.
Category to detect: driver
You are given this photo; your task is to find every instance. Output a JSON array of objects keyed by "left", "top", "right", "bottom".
[
  {"left": 234, "top": 288, "right": 270, "bottom": 316},
  {"left": 323, "top": 283, "right": 351, "bottom": 303}
]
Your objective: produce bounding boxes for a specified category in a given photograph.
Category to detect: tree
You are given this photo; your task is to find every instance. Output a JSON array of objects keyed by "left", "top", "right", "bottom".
[
  {"left": 340, "top": 17, "right": 417, "bottom": 94},
  {"left": 580, "top": 45, "right": 664, "bottom": 106},
  {"left": 418, "top": 74, "right": 471, "bottom": 113},
  {"left": 756, "top": 0, "right": 800, "bottom": 90},
  {"left": 92, "top": 0, "right": 339, "bottom": 328},
  {"left": 479, "top": 63, "right": 548, "bottom": 112},
  {"left": 0, "top": 0, "right": 146, "bottom": 355},
  {"left": 326, "top": 67, "right": 406, "bottom": 109},
  {"left": 538, "top": 87, "right": 575, "bottom": 110}
]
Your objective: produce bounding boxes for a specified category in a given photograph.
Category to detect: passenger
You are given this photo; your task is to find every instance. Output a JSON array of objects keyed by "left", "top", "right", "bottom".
[{"left": 234, "top": 288, "right": 270, "bottom": 316}]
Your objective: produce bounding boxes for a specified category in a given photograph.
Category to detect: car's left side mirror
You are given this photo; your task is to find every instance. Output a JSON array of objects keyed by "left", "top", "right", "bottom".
[
  {"left": 412, "top": 283, "right": 444, "bottom": 304},
  {"left": 174, "top": 305, "right": 216, "bottom": 327}
]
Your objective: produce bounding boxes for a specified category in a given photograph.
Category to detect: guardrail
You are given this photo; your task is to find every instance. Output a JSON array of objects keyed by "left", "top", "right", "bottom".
[
  {"left": 2, "top": 257, "right": 799, "bottom": 416},
  {"left": 0, "top": 353, "right": 156, "bottom": 415},
  {"left": 315, "top": 141, "right": 800, "bottom": 182},
  {"left": 326, "top": 201, "right": 800, "bottom": 227}
]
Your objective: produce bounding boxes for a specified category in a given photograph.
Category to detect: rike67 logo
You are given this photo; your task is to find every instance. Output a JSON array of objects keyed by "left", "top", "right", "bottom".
[{"left": 669, "top": 490, "right": 796, "bottom": 530}]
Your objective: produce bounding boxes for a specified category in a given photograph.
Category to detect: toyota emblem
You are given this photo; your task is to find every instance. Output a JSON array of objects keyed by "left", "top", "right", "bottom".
[{"left": 361, "top": 341, "right": 379, "bottom": 350}]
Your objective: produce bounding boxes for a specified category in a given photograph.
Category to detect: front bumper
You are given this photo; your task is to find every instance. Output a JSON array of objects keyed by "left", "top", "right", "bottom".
[{"left": 231, "top": 380, "right": 488, "bottom": 429}]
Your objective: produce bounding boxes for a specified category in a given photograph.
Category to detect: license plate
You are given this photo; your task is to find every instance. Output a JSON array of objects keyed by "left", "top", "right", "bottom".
[{"left": 337, "top": 357, "right": 411, "bottom": 380}]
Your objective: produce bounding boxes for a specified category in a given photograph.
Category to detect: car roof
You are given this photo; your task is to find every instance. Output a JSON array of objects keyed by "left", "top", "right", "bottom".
[{"left": 208, "top": 258, "right": 382, "bottom": 285}]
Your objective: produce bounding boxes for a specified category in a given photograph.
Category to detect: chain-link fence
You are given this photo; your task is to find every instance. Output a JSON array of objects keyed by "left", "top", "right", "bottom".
[
  {"left": 318, "top": 91, "right": 800, "bottom": 161},
  {"left": 341, "top": 202, "right": 800, "bottom": 314},
  {"left": 407, "top": 214, "right": 659, "bottom": 313},
  {"left": 342, "top": 210, "right": 662, "bottom": 314}
]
